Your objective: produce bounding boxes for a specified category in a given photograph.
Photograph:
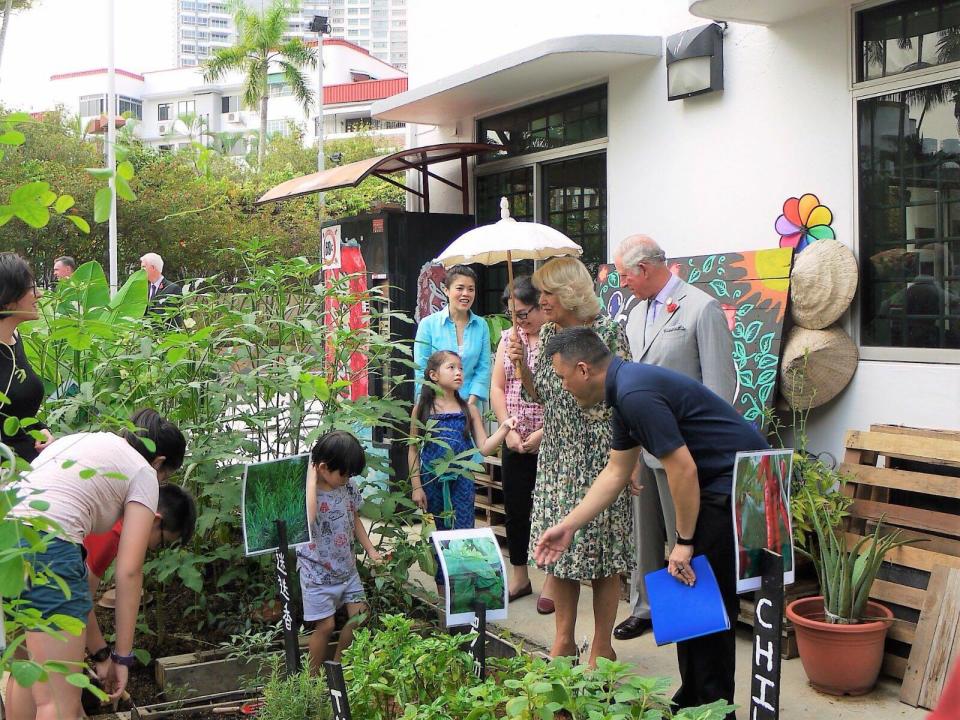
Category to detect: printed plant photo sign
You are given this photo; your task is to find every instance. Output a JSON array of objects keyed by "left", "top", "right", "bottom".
[
  {"left": 732, "top": 448, "right": 795, "bottom": 594},
  {"left": 241, "top": 454, "right": 312, "bottom": 557},
  {"left": 431, "top": 528, "right": 508, "bottom": 627}
]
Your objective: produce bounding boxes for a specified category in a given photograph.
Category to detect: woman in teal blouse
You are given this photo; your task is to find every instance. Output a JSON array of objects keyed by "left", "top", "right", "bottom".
[{"left": 414, "top": 265, "right": 491, "bottom": 404}]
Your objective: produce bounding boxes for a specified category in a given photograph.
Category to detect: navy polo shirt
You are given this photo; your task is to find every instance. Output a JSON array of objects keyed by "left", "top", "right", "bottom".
[{"left": 605, "top": 356, "right": 769, "bottom": 494}]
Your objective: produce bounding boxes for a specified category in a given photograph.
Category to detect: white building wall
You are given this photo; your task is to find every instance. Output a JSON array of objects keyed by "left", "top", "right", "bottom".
[
  {"left": 401, "top": 0, "right": 960, "bottom": 460},
  {"left": 50, "top": 40, "right": 406, "bottom": 148}
]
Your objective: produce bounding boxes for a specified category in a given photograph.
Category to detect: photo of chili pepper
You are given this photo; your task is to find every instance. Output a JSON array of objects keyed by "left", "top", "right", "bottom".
[{"left": 732, "top": 449, "right": 796, "bottom": 594}]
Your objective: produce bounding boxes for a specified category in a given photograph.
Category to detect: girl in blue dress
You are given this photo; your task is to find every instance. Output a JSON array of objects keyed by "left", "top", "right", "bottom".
[{"left": 408, "top": 350, "right": 516, "bottom": 588}]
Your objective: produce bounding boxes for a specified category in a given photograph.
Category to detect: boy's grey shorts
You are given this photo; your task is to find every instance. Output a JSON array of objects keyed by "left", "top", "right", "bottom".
[{"left": 299, "top": 571, "right": 366, "bottom": 622}]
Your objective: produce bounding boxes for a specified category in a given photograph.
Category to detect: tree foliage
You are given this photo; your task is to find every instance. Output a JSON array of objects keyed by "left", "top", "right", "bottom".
[
  {"left": 0, "top": 107, "right": 406, "bottom": 282},
  {"left": 203, "top": 0, "right": 315, "bottom": 169}
]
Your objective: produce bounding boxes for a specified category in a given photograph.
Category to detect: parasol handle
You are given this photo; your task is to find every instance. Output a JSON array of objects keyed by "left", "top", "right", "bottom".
[{"left": 506, "top": 249, "right": 521, "bottom": 372}]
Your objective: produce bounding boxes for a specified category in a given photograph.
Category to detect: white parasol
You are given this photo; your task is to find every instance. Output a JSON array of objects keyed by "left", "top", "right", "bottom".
[{"left": 435, "top": 198, "right": 582, "bottom": 332}]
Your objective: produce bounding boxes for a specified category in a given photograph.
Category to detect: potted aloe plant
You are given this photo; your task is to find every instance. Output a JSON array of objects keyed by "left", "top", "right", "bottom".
[{"left": 786, "top": 480, "right": 918, "bottom": 696}]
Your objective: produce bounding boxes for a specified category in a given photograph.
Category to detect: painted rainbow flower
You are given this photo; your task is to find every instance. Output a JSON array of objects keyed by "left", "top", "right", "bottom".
[{"left": 775, "top": 193, "right": 834, "bottom": 252}]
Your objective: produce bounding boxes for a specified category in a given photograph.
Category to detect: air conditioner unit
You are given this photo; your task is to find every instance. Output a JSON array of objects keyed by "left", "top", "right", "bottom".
[
  {"left": 226, "top": 112, "right": 240, "bottom": 123},
  {"left": 158, "top": 122, "right": 170, "bottom": 135}
]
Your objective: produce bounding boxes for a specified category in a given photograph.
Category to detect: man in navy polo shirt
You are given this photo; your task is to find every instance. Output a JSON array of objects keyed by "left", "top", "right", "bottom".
[{"left": 533, "top": 327, "right": 768, "bottom": 715}]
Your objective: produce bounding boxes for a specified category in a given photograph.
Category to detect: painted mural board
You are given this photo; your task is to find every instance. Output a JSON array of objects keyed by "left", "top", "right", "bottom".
[{"left": 597, "top": 247, "right": 794, "bottom": 426}]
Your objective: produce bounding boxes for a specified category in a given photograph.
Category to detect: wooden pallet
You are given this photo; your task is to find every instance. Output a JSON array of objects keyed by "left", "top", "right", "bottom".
[
  {"left": 475, "top": 454, "right": 507, "bottom": 539},
  {"left": 840, "top": 425, "right": 960, "bottom": 682},
  {"left": 901, "top": 565, "right": 960, "bottom": 709}
]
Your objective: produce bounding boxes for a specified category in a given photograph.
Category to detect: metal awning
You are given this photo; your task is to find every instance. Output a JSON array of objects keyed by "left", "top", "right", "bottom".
[
  {"left": 688, "top": 0, "right": 841, "bottom": 25},
  {"left": 371, "top": 34, "right": 662, "bottom": 126},
  {"left": 256, "top": 142, "right": 502, "bottom": 212}
]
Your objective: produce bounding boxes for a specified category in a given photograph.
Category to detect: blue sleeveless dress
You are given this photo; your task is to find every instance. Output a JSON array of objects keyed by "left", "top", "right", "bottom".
[{"left": 420, "top": 411, "right": 476, "bottom": 583}]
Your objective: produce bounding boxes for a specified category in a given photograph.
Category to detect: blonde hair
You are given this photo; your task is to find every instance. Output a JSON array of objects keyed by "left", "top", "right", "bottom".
[{"left": 533, "top": 257, "right": 600, "bottom": 322}]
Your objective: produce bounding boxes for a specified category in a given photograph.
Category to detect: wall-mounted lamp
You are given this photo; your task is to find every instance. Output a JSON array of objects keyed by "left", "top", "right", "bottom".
[
  {"left": 665, "top": 23, "right": 724, "bottom": 101},
  {"left": 309, "top": 15, "right": 331, "bottom": 34}
]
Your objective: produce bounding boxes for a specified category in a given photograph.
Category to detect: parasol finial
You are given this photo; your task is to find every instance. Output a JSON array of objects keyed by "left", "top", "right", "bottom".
[{"left": 500, "top": 196, "right": 511, "bottom": 220}]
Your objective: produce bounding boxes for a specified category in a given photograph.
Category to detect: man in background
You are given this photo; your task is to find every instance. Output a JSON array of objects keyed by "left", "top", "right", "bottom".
[
  {"left": 53, "top": 256, "right": 76, "bottom": 281},
  {"left": 140, "top": 252, "right": 182, "bottom": 317}
]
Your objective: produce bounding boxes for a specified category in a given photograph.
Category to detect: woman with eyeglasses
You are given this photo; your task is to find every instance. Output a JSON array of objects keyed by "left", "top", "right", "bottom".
[
  {"left": 5, "top": 408, "right": 195, "bottom": 719},
  {"left": 0, "top": 252, "right": 54, "bottom": 462},
  {"left": 490, "top": 276, "right": 554, "bottom": 611}
]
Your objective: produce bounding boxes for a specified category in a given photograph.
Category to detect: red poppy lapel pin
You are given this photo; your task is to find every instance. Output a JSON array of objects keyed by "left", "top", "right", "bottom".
[{"left": 666, "top": 297, "right": 679, "bottom": 314}]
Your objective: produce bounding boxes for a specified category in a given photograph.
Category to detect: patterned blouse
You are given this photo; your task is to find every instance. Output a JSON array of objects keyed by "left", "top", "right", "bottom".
[{"left": 499, "top": 327, "right": 545, "bottom": 442}]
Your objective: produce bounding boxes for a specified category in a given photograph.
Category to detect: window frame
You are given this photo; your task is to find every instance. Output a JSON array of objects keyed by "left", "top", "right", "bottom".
[
  {"left": 852, "top": 0, "right": 960, "bottom": 362},
  {"left": 475, "top": 140, "right": 608, "bottom": 262}
]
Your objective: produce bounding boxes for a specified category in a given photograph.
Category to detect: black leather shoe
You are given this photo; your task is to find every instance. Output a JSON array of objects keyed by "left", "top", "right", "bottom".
[{"left": 613, "top": 616, "right": 652, "bottom": 640}]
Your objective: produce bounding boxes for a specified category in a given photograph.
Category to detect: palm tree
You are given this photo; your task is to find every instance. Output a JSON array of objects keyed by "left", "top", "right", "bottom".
[{"left": 202, "top": 0, "right": 315, "bottom": 169}]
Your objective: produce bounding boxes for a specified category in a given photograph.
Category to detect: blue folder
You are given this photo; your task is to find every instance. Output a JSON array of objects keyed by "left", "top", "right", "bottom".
[{"left": 645, "top": 555, "right": 731, "bottom": 646}]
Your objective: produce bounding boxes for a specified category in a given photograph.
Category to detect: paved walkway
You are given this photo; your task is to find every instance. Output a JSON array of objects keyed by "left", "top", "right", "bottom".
[{"left": 407, "top": 553, "right": 928, "bottom": 720}]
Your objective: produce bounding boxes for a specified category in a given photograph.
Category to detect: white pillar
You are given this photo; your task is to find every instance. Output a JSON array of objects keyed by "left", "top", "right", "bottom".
[
  {"left": 316, "top": 33, "right": 325, "bottom": 214},
  {"left": 106, "top": 0, "right": 118, "bottom": 294}
]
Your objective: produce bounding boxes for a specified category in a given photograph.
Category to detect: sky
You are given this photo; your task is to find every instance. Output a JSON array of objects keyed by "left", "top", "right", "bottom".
[{"left": 0, "top": 0, "right": 176, "bottom": 111}]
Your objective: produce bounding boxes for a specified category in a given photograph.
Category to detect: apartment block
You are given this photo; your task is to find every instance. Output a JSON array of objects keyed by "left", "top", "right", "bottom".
[{"left": 175, "top": 0, "right": 407, "bottom": 71}]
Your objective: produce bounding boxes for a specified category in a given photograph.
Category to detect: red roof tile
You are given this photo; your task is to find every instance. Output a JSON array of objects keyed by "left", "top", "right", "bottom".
[{"left": 324, "top": 77, "right": 408, "bottom": 105}]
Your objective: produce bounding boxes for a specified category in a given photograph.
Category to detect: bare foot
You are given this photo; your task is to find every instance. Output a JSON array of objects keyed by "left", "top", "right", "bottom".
[{"left": 587, "top": 647, "right": 616, "bottom": 669}]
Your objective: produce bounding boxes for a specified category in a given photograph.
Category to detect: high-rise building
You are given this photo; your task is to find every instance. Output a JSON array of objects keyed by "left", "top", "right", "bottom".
[{"left": 174, "top": 0, "right": 407, "bottom": 71}]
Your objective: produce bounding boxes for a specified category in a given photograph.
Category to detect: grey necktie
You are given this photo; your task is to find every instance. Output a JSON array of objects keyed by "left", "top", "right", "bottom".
[{"left": 645, "top": 299, "right": 659, "bottom": 339}]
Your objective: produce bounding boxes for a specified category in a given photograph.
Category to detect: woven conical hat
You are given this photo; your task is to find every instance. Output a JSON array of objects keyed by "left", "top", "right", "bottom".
[
  {"left": 790, "top": 240, "right": 859, "bottom": 329},
  {"left": 779, "top": 324, "right": 858, "bottom": 410}
]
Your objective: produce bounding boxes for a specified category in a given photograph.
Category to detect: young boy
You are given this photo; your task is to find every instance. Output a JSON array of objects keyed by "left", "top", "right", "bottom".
[{"left": 296, "top": 430, "right": 381, "bottom": 674}]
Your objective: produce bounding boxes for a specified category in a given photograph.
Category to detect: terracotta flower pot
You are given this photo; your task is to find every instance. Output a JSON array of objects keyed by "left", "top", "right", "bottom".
[{"left": 786, "top": 595, "right": 893, "bottom": 696}]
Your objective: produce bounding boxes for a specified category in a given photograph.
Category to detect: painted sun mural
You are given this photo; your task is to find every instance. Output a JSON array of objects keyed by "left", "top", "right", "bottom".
[{"left": 597, "top": 247, "right": 794, "bottom": 427}]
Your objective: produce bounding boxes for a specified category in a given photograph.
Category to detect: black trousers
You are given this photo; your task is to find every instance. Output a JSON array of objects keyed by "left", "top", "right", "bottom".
[
  {"left": 501, "top": 447, "right": 538, "bottom": 567},
  {"left": 674, "top": 491, "right": 738, "bottom": 719}
]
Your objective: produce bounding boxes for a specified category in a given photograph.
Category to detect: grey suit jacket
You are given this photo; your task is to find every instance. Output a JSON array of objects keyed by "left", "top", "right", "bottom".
[
  {"left": 625, "top": 278, "right": 738, "bottom": 470},
  {"left": 624, "top": 277, "right": 738, "bottom": 404}
]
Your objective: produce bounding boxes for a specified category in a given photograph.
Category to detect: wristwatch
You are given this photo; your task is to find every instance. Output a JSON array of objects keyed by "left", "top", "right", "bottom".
[
  {"left": 89, "top": 646, "right": 111, "bottom": 663},
  {"left": 675, "top": 531, "right": 695, "bottom": 546},
  {"left": 110, "top": 650, "right": 137, "bottom": 667}
]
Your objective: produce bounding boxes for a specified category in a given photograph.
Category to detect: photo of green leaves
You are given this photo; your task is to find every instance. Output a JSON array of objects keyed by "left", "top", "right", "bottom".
[
  {"left": 432, "top": 528, "right": 508, "bottom": 626},
  {"left": 242, "top": 454, "right": 311, "bottom": 556}
]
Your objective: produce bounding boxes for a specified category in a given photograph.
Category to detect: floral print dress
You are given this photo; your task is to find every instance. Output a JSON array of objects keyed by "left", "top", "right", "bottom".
[{"left": 526, "top": 315, "right": 635, "bottom": 580}]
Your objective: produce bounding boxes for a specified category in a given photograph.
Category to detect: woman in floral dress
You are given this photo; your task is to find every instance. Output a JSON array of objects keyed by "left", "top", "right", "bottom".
[{"left": 508, "top": 257, "right": 633, "bottom": 667}]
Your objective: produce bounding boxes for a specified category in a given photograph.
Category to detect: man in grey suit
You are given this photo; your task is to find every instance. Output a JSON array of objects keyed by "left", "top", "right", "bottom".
[{"left": 612, "top": 234, "right": 738, "bottom": 640}]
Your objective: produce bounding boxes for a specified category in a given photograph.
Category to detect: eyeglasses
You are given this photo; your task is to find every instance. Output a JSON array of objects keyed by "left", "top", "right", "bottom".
[{"left": 514, "top": 307, "right": 537, "bottom": 321}]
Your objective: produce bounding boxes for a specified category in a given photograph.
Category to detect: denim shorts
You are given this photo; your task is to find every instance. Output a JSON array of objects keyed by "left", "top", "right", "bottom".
[
  {"left": 299, "top": 571, "right": 365, "bottom": 622},
  {"left": 18, "top": 536, "right": 92, "bottom": 624}
]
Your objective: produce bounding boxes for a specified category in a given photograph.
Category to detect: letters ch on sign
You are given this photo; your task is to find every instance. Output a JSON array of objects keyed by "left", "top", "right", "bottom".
[{"left": 750, "top": 550, "right": 783, "bottom": 720}]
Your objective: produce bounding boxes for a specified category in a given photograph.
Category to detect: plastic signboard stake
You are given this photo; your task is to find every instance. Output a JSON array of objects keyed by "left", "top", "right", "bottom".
[
  {"left": 325, "top": 661, "right": 353, "bottom": 720},
  {"left": 469, "top": 601, "right": 487, "bottom": 679},
  {"left": 750, "top": 549, "right": 783, "bottom": 720},
  {"left": 273, "top": 519, "right": 300, "bottom": 674}
]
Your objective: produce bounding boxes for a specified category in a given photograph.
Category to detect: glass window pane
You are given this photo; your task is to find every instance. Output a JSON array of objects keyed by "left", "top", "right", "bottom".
[
  {"left": 858, "top": 78, "right": 960, "bottom": 349},
  {"left": 541, "top": 153, "right": 607, "bottom": 271},
  {"left": 477, "top": 85, "right": 607, "bottom": 162},
  {"left": 857, "top": 0, "right": 960, "bottom": 81}
]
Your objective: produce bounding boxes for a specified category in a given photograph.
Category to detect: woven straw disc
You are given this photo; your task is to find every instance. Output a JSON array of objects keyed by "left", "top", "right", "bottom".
[
  {"left": 790, "top": 239, "right": 859, "bottom": 329},
  {"left": 779, "top": 324, "right": 859, "bottom": 410}
]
